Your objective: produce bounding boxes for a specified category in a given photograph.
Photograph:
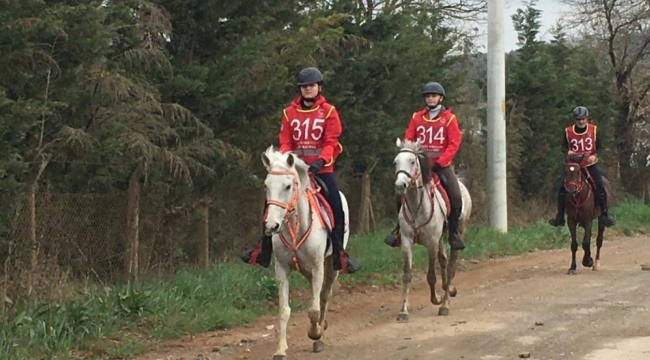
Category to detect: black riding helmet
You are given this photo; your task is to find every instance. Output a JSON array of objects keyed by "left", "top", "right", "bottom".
[
  {"left": 297, "top": 67, "right": 324, "bottom": 86},
  {"left": 422, "top": 82, "right": 445, "bottom": 97},
  {"left": 573, "top": 106, "right": 589, "bottom": 119}
]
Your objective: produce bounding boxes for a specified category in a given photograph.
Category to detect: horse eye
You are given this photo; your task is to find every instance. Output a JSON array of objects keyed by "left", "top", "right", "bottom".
[
  {"left": 285, "top": 184, "right": 291, "bottom": 190},
  {"left": 411, "top": 160, "right": 415, "bottom": 165}
]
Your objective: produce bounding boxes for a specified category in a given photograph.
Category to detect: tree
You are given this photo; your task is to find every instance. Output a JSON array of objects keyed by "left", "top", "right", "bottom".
[{"left": 563, "top": 0, "right": 650, "bottom": 194}]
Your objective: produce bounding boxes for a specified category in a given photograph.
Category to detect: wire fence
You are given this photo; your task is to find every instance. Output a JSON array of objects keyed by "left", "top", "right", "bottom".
[{"left": 0, "top": 177, "right": 283, "bottom": 304}]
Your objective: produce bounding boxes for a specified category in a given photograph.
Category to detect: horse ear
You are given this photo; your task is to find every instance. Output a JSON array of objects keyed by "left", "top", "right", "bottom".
[
  {"left": 286, "top": 153, "right": 295, "bottom": 167},
  {"left": 396, "top": 137, "right": 402, "bottom": 148},
  {"left": 261, "top": 152, "right": 271, "bottom": 169},
  {"left": 415, "top": 138, "right": 422, "bottom": 148}
]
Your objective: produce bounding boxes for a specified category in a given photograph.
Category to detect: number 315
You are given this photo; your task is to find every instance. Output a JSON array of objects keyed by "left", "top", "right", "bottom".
[{"left": 290, "top": 118, "right": 325, "bottom": 141}]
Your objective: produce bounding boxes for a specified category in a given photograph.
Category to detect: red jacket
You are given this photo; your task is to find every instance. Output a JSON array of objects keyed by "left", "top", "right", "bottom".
[
  {"left": 279, "top": 95, "right": 343, "bottom": 174},
  {"left": 404, "top": 107, "right": 462, "bottom": 167}
]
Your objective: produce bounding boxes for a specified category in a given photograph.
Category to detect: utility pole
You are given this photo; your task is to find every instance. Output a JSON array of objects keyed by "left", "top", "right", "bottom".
[{"left": 487, "top": 0, "right": 508, "bottom": 232}]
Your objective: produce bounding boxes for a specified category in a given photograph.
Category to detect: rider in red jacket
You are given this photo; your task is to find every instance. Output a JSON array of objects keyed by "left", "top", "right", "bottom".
[
  {"left": 241, "top": 67, "right": 361, "bottom": 274},
  {"left": 548, "top": 106, "right": 616, "bottom": 227},
  {"left": 385, "top": 81, "right": 466, "bottom": 251}
]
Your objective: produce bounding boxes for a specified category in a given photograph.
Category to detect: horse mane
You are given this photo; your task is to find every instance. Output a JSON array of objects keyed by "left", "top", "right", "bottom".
[
  {"left": 263, "top": 146, "right": 311, "bottom": 191},
  {"left": 399, "top": 140, "right": 432, "bottom": 184}
]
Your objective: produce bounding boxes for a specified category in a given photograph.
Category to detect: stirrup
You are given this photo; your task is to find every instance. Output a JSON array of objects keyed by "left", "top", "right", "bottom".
[
  {"left": 600, "top": 213, "right": 616, "bottom": 227},
  {"left": 548, "top": 214, "right": 565, "bottom": 227},
  {"left": 241, "top": 244, "right": 271, "bottom": 268},
  {"left": 449, "top": 234, "right": 465, "bottom": 251},
  {"left": 335, "top": 251, "right": 361, "bottom": 274},
  {"left": 384, "top": 229, "right": 400, "bottom": 247}
]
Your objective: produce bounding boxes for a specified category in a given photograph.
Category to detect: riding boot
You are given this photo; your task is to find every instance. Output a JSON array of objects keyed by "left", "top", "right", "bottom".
[
  {"left": 240, "top": 235, "right": 273, "bottom": 268},
  {"left": 384, "top": 197, "right": 403, "bottom": 248},
  {"left": 596, "top": 189, "right": 616, "bottom": 227},
  {"left": 447, "top": 207, "right": 465, "bottom": 251},
  {"left": 384, "top": 224, "right": 401, "bottom": 247},
  {"left": 331, "top": 224, "right": 361, "bottom": 274},
  {"left": 548, "top": 188, "right": 566, "bottom": 227}
]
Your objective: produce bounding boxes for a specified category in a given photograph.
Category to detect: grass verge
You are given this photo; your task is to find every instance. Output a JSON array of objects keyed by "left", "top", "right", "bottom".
[{"left": 2, "top": 200, "right": 649, "bottom": 359}]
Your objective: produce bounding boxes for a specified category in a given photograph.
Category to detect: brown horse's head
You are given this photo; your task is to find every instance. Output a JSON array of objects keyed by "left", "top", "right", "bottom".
[{"left": 563, "top": 154, "right": 587, "bottom": 196}]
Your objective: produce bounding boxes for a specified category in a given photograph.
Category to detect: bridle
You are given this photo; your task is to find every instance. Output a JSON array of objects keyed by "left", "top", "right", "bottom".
[
  {"left": 395, "top": 149, "right": 423, "bottom": 188},
  {"left": 265, "top": 170, "right": 300, "bottom": 215},
  {"left": 395, "top": 148, "right": 435, "bottom": 240},
  {"left": 263, "top": 169, "right": 315, "bottom": 271},
  {"left": 563, "top": 163, "right": 586, "bottom": 195}
]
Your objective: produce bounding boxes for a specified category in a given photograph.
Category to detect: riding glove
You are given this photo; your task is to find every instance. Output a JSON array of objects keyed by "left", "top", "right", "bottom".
[{"left": 309, "top": 159, "right": 325, "bottom": 173}]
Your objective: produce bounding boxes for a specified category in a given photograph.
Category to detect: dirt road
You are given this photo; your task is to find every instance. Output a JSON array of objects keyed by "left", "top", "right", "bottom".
[{"left": 137, "top": 235, "right": 650, "bottom": 360}]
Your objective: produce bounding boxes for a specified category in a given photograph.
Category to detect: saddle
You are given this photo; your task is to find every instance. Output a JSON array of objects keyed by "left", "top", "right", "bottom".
[{"left": 308, "top": 177, "right": 335, "bottom": 232}]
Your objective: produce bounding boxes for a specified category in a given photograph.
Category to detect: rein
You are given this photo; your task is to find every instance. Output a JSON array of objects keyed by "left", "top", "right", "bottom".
[{"left": 563, "top": 162, "right": 593, "bottom": 221}]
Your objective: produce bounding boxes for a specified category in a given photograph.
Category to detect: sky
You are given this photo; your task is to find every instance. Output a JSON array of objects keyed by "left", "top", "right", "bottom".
[{"left": 474, "top": 0, "right": 572, "bottom": 52}]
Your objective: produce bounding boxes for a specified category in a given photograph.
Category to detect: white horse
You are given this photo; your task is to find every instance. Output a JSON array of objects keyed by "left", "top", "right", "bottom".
[
  {"left": 261, "top": 145, "right": 350, "bottom": 360},
  {"left": 393, "top": 138, "right": 472, "bottom": 319}
]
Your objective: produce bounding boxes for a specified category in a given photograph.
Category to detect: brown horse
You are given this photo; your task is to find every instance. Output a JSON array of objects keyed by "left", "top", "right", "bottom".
[{"left": 562, "top": 154, "right": 612, "bottom": 275}]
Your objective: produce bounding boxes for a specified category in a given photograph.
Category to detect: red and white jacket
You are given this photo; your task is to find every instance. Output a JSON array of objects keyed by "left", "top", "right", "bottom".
[
  {"left": 404, "top": 106, "right": 462, "bottom": 167},
  {"left": 279, "top": 95, "right": 343, "bottom": 174}
]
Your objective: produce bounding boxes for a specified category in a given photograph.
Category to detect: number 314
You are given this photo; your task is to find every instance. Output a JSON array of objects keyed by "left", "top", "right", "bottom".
[{"left": 416, "top": 125, "right": 445, "bottom": 144}]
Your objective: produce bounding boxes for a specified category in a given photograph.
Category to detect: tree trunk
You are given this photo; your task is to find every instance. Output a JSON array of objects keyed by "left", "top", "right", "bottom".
[
  {"left": 355, "top": 160, "right": 378, "bottom": 235},
  {"left": 614, "top": 84, "right": 637, "bottom": 195},
  {"left": 125, "top": 166, "right": 142, "bottom": 284},
  {"left": 27, "top": 159, "right": 48, "bottom": 296},
  {"left": 196, "top": 198, "right": 211, "bottom": 267}
]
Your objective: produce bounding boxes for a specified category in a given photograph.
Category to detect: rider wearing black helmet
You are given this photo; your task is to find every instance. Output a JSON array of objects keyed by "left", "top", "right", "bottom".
[
  {"left": 240, "top": 66, "right": 361, "bottom": 274},
  {"left": 385, "top": 81, "right": 466, "bottom": 251},
  {"left": 548, "top": 106, "right": 616, "bottom": 227}
]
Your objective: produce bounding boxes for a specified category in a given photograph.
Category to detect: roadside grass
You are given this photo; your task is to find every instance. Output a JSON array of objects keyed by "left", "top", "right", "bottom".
[{"left": 1, "top": 200, "right": 648, "bottom": 359}]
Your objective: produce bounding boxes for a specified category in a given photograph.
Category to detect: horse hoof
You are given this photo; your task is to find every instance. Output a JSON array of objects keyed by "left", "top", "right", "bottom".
[
  {"left": 397, "top": 313, "right": 409, "bottom": 322},
  {"left": 438, "top": 307, "right": 449, "bottom": 316},
  {"left": 272, "top": 355, "right": 287, "bottom": 360},
  {"left": 593, "top": 261, "right": 600, "bottom": 271},
  {"left": 307, "top": 329, "right": 322, "bottom": 341},
  {"left": 567, "top": 269, "right": 577, "bottom": 275},
  {"left": 582, "top": 258, "right": 594, "bottom": 268},
  {"left": 450, "top": 287, "right": 458, "bottom": 297},
  {"left": 313, "top": 340, "right": 325, "bottom": 353}
]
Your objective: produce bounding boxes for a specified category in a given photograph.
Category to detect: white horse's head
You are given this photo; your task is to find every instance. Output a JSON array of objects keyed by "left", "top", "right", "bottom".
[
  {"left": 260, "top": 145, "right": 310, "bottom": 234},
  {"left": 394, "top": 138, "right": 429, "bottom": 195}
]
